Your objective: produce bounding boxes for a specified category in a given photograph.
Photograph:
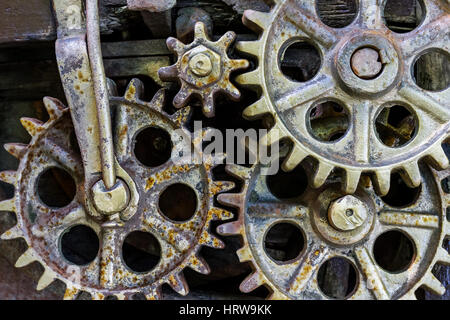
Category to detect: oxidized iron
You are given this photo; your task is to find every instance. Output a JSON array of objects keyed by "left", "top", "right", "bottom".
[
  {"left": 159, "top": 22, "right": 249, "bottom": 117},
  {"left": 235, "top": 0, "right": 450, "bottom": 194},
  {"left": 0, "top": 82, "right": 235, "bottom": 299},
  {"left": 217, "top": 153, "right": 450, "bottom": 299}
]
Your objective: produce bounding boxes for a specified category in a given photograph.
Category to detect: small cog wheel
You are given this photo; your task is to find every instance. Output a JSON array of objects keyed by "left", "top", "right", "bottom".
[
  {"left": 159, "top": 21, "right": 249, "bottom": 117},
  {"left": 235, "top": 0, "right": 450, "bottom": 194},
  {"left": 217, "top": 153, "right": 450, "bottom": 299},
  {"left": 0, "top": 79, "right": 235, "bottom": 299}
]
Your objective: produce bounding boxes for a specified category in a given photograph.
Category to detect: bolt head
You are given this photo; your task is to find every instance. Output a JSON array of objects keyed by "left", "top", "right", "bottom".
[
  {"left": 180, "top": 45, "right": 222, "bottom": 88},
  {"left": 351, "top": 47, "right": 383, "bottom": 79},
  {"left": 91, "top": 179, "right": 130, "bottom": 215},
  {"left": 328, "top": 195, "right": 368, "bottom": 231}
]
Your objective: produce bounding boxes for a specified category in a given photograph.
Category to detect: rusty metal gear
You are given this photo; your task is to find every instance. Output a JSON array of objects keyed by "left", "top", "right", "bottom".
[
  {"left": 235, "top": 0, "right": 450, "bottom": 195},
  {"left": 217, "top": 153, "right": 450, "bottom": 299},
  {"left": 0, "top": 79, "right": 235, "bottom": 300},
  {"left": 158, "top": 21, "right": 249, "bottom": 117}
]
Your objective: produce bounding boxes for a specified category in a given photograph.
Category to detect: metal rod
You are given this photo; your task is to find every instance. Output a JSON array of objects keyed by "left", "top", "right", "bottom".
[{"left": 86, "top": 0, "right": 116, "bottom": 189}]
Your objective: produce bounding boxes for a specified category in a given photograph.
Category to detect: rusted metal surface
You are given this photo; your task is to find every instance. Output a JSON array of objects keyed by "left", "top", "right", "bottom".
[
  {"left": 235, "top": 0, "right": 450, "bottom": 195},
  {"left": 127, "top": 0, "right": 176, "bottom": 12},
  {"left": 217, "top": 152, "right": 450, "bottom": 299},
  {"left": 159, "top": 22, "right": 249, "bottom": 117}
]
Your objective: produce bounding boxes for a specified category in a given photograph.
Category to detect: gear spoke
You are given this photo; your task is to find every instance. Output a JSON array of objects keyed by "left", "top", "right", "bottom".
[
  {"left": 378, "top": 211, "right": 439, "bottom": 229},
  {"left": 285, "top": 0, "right": 337, "bottom": 49},
  {"left": 358, "top": 0, "right": 383, "bottom": 29},
  {"left": 352, "top": 101, "right": 372, "bottom": 164}
]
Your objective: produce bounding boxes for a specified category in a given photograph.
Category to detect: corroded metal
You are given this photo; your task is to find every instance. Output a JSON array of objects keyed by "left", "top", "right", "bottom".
[
  {"left": 0, "top": 81, "right": 235, "bottom": 299},
  {"left": 159, "top": 22, "right": 249, "bottom": 117},
  {"left": 235, "top": 0, "right": 450, "bottom": 195},
  {"left": 217, "top": 154, "right": 450, "bottom": 299}
]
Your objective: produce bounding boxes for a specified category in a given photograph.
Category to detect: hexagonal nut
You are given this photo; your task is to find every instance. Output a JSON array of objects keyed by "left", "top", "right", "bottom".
[
  {"left": 179, "top": 45, "right": 222, "bottom": 88},
  {"left": 91, "top": 179, "right": 130, "bottom": 215}
]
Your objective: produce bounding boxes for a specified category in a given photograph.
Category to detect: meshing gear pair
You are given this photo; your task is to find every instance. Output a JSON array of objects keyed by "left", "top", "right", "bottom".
[{"left": 0, "top": 79, "right": 235, "bottom": 299}]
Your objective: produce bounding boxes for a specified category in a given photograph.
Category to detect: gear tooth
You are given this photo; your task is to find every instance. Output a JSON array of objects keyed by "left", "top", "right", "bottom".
[
  {"left": 344, "top": 169, "right": 361, "bottom": 194},
  {"left": 158, "top": 64, "right": 179, "bottom": 82},
  {"left": 210, "top": 181, "right": 235, "bottom": 195},
  {"left": 236, "top": 246, "right": 252, "bottom": 262},
  {"left": 225, "top": 164, "right": 252, "bottom": 180},
  {"left": 1, "top": 225, "right": 22, "bottom": 240},
  {"left": 125, "top": 78, "right": 144, "bottom": 101},
  {"left": 243, "top": 97, "right": 269, "bottom": 120},
  {"left": 0, "top": 198, "right": 15, "bottom": 212},
  {"left": 189, "top": 255, "right": 210, "bottom": 275},
  {"left": 235, "top": 40, "right": 261, "bottom": 57},
  {"left": 401, "top": 162, "right": 422, "bottom": 188},
  {"left": 106, "top": 78, "right": 118, "bottom": 97},
  {"left": 194, "top": 21, "right": 209, "bottom": 40},
  {"left": 43, "top": 97, "right": 64, "bottom": 119},
  {"left": 226, "top": 83, "right": 242, "bottom": 100},
  {"left": 312, "top": 162, "right": 334, "bottom": 188},
  {"left": 4, "top": 143, "right": 27, "bottom": 159},
  {"left": 201, "top": 231, "right": 225, "bottom": 249},
  {"left": 428, "top": 145, "right": 450, "bottom": 169},
  {"left": 36, "top": 268, "right": 55, "bottom": 291},
  {"left": 15, "top": 248, "right": 37, "bottom": 268},
  {"left": 166, "top": 37, "right": 185, "bottom": 55},
  {"left": 217, "top": 221, "right": 243, "bottom": 236},
  {"left": 261, "top": 126, "right": 283, "bottom": 147},
  {"left": 437, "top": 248, "right": 450, "bottom": 265},
  {"left": 242, "top": 10, "right": 271, "bottom": 31},
  {"left": 63, "top": 286, "right": 80, "bottom": 300},
  {"left": 173, "top": 87, "right": 191, "bottom": 109},
  {"left": 282, "top": 146, "right": 308, "bottom": 171},
  {"left": 216, "top": 30, "right": 236, "bottom": 48},
  {"left": 374, "top": 169, "right": 391, "bottom": 196},
  {"left": 422, "top": 273, "right": 446, "bottom": 296},
  {"left": 168, "top": 273, "right": 189, "bottom": 296},
  {"left": 235, "top": 69, "right": 260, "bottom": 87},
  {"left": 202, "top": 95, "right": 215, "bottom": 118},
  {"left": 0, "top": 170, "right": 17, "bottom": 186},
  {"left": 240, "top": 271, "right": 265, "bottom": 293},
  {"left": 20, "top": 117, "right": 44, "bottom": 137},
  {"left": 144, "top": 288, "right": 162, "bottom": 300},
  {"left": 209, "top": 206, "right": 233, "bottom": 220},
  {"left": 217, "top": 193, "right": 245, "bottom": 208},
  {"left": 149, "top": 88, "right": 166, "bottom": 110}
]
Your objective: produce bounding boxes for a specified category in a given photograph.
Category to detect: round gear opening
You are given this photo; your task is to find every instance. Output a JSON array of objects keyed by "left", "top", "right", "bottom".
[
  {"left": 122, "top": 231, "right": 161, "bottom": 273},
  {"left": 37, "top": 167, "right": 76, "bottom": 208},
  {"left": 414, "top": 49, "right": 450, "bottom": 92},
  {"left": 373, "top": 230, "right": 416, "bottom": 273},
  {"left": 159, "top": 183, "right": 198, "bottom": 222},
  {"left": 60, "top": 225, "right": 99, "bottom": 265},
  {"left": 383, "top": 0, "right": 424, "bottom": 33},
  {"left": 133, "top": 127, "right": 172, "bottom": 168},
  {"left": 317, "top": 257, "right": 358, "bottom": 299},
  {"left": 308, "top": 100, "right": 350, "bottom": 142},
  {"left": 279, "top": 40, "right": 321, "bottom": 82},
  {"left": 264, "top": 222, "right": 305, "bottom": 263},
  {"left": 375, "top": 104, "right": 417, "bottom": 148}
]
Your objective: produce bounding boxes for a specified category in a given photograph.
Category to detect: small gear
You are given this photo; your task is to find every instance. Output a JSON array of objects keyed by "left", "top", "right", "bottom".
[
  {"left": 217, "top": 154, "right": 450, "bottom": 299},
  {"left": 158, "top": 21, "right": 249, "bottom": 117},
  {"left": 235, "top": 0, "right": 450, "bottom": 194},
  {"left": 0, "top": 79, "right": 235, "bottom": 299}
]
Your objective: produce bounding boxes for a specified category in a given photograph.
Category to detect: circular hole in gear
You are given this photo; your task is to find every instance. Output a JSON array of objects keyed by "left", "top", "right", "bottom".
[
  {"left": 133, "top": 127, "right": 172, "bottom": 167},
  {"left": 383, "top": 0, "right": 424, "bottom": 33},
  {"left": 264, "top": 222, "right": 305, "bottom": 263},
  {"left": 375, "top": 105, "right": 417, "bottom": 147},
  {"left": 373, "top": 230, "right": 416, "bottom": 273},
  {"left": 316, "top": 0, "right": 357, "bottom": 28},
  {"left": 317, "top": 257, "right": 358, "bottom": 299},
  {"left": 37, "top": 167, "right": 76, "bottom": 208},
  {"left": 414, "top": 49, "right": 450, "bottom": 91},
  {"left": 279, "top": 40, "right": 321, "bottom": 82},
  {"left": 122, "top": 231, "right": 161, "bottom": 273},
  {"left": 381, "top": 172, "right": 421, "bottom": 207},
  {"left": 308, "top": 100, "right": 349, "bottom": 142},
  {"left": 266, "top": 160, "right": 308, "bottom": 199},
  {"left": 60, "top": 225, "right": 99, "bottom": 265},
  {"left": 159, "top": 183, "right": 197, "bottom": 222}
]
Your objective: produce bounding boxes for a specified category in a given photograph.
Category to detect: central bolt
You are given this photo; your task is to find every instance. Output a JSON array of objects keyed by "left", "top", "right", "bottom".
[
  {"left": 328, "top": 195, "right": 368, "bottom": 232},
  {"left": 189, "top": 53, "right": 213, "bottom": 77},
  {"left": 351, "top": 47, "right": 383, "bottom": 79}
]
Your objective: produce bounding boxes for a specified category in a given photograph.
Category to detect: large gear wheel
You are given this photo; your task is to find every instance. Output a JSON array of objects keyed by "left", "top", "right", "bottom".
[
  {"left": 0, "top": 79, "right": 234, "bottom": 300},
  {"left": 158, "top": 21, "right": 249, "bottom": 117},
  {"left": 235, "top": 0, "right": 450, "bottom": 194},
  {"left": 217, "top": 153, "right": 450, "bottom": 299}
]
